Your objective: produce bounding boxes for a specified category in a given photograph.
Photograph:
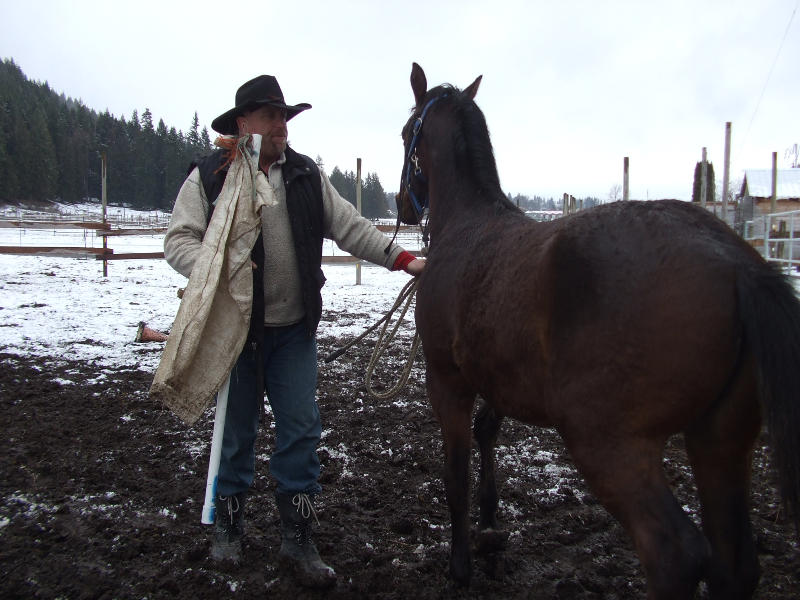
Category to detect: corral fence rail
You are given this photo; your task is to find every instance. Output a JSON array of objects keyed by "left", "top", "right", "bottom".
[
  {"left": 0, "top": 217, "right": 424, "bottom": 278},
  {"left": 743, "top": 209, "right": 800, "bottom": 274},
  {"left": 0, "top": 212, "right": 170, "bottom": 229}
]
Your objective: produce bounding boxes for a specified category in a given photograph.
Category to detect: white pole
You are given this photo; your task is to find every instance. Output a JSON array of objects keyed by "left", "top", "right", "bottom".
[
  {"left": 722, "top": 122, "right": 731, "bottom": 223},
  {"left": 771, "top": 151, "right": 778, "bottom": 214},
  {"left": 356, "top": 158, "right": 362, "bottom": 285},
  {"left": 201, "top": 373, "right": 231, "bottom": 524},
  {"left": 201, "top": 135, "right": 260, "bottom": 524},
  {"left": 623, "top": 157, "right": 629, "bottom": 201},
  {"left": 102, "top": 152, "right": 108, "bottom": 277}
]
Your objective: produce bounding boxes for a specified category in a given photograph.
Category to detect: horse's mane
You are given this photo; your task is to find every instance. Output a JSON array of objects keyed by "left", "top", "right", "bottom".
[{"left": 424, "top": 84, "right": 520, "bottom": 214}]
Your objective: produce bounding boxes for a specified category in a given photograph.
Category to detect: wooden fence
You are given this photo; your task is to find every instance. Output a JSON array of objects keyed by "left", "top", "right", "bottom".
[{"left": 0, "top": 219, "right": 422, "bottom": 274}]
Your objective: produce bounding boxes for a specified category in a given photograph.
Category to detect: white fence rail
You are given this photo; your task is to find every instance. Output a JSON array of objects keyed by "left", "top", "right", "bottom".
[{"left": 743, "top": 209, "right": 800, "bottom": 274}]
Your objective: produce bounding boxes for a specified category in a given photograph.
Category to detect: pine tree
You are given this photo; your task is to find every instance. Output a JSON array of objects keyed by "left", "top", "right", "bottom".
[
  {"left": 199, "top": 126, "right": 212, "bottom": 152},
  {"left": 362, "top": 172, "right": 388, "bottom": 219},
  {"left": 187, "top": 112, "right": 201, "bottom": 151},
  {"left": 0, "top": 65, "right": 20, "bottom": 200},
  {"left": 58, "top": 107, "right": 91, "bottom": 202},
  {"left": 329, "top": 166, "right": 356, "bottom": 205},
  {"left": 328, "top": 167, "right": 389, "bottom": 218},
  {"left": 20, "top": 106, "right": 58, "bottom": 200},
  {"left": 0, "top": 120, "right": 19, "bottom": 201},
  {"left": 141, "top": 108, "right": 154, "bottom": 132},
  {"left": 385, "top": 191, "right": 397, "bottom": 215},
  {"left": 129, "top": 109, "right": 140, "bottom": 133},
  {"left": 692, "top": 161, "right": 716, "bottom": 204},
  {"left": 163, "top": 126, "right": 187, "bottom": 209},
  {"left": 134, "top": 107, "right": 160, "bottom": 208},
  {"left": 106, "top": 114, "right": 136, "bottom": 206}
]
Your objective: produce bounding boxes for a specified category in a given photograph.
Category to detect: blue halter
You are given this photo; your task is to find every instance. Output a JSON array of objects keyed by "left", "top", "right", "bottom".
[{"left": 404, "top": 94, "right": 447, "bottom": 219}]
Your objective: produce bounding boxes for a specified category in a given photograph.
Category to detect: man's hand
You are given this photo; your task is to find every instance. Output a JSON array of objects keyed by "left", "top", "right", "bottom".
[{"left": 405, "top": 258, "right": 426, "bottom": 276}]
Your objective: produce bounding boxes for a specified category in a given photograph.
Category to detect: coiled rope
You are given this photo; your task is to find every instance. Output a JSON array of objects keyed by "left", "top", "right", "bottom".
[{"left": 324, "top": 277, "right": 421, "bottom": 400}]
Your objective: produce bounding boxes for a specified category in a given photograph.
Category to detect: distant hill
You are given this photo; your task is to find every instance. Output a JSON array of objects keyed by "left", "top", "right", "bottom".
[{"left": 0, "top": 58, "right": 212, "bottom": 209}]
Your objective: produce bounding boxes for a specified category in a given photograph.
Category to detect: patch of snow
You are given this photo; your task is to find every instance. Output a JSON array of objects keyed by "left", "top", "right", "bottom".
[
  {"left": 158, "top": 508, "right": 177, "bottom": 519},
  {"left": 0, "top": 214, "right": 421, "bottom": 374}
]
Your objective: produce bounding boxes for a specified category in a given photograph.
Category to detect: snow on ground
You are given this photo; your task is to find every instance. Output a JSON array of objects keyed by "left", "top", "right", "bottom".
[
  {"left": 2, "top": 201, "right": 799, "bottom": 371},
  {"left": 4, "top": 202, "right": 798, "bottom": 370},
  {"left": 0, "top": 200, "right": 170, "bottom": 223},
  {"left": 0, "top": 223, "right": 419, "bottom": 372}
]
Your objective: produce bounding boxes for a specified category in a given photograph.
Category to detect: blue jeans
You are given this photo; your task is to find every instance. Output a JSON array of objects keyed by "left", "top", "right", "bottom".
[{"left": 217, "top": 322, "right": 322, "bottom": 497}]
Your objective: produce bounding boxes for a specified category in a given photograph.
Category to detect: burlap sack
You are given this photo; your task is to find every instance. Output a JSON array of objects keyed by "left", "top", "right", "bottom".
[{"left": 150, "top": 136, "right": 263, "bottom": 424}]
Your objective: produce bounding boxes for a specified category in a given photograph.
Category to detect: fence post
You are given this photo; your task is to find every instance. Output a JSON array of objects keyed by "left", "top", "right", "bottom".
[
  {"left": 700, "top": 147, "right": 708, "bottom": 208},
  {"left": 102, "top": 152, "right": 108, "bottom": 277},
  {"left": 764, "top": 212, "right": 770, "bottom": 258},
  {"left": 623, "top": 157, "right": 629, "bottom": 201},
  {"left": 356, "top": 157, "right": 362, "bottom": 285},
  {"left": 722, "top": 122, "right": 731, "bottom": 223},
  {"left": 790, "top": 212, "right": 796, "bottom": 274},
  {"left": 771, "top": 151, "right": 778, "bottom": 214}
]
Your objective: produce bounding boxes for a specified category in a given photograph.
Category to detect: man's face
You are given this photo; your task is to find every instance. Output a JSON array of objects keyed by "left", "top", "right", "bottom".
[{"left": 237, "top": 105, "right": 288, "bottom": 165}]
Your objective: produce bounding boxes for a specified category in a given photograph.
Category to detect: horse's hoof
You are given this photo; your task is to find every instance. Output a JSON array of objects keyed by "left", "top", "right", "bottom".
[
  {"left": 476, "top": 528, "right": 509, "bottom": 554},
  {"left": 449, "top": 558, "right": 472, "bottom": 587}
]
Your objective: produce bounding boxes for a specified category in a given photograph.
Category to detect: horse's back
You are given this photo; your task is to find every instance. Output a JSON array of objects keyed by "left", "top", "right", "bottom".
[
  {"left": 419, "top": 200, "right": 764, "bottom": 430},
  {"left": 545, "top": 200, "right": 760, "bottom": 322},
  {"left": 539, "top": 201, "right": 760, "bottom": 418}
]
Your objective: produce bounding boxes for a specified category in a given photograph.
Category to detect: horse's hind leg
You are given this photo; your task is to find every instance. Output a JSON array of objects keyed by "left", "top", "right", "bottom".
[
  {"left": 473, "top": 401, "right": 503, "bottom": 530},
  {"left": 685, "top": 360, "right": 761, "bottom": 600},
  {"left": 473, "top": 402, "right": 508, "bottom": 554},
  {"left": 564, "top": 433, "right": 711, "bottom": 599}
]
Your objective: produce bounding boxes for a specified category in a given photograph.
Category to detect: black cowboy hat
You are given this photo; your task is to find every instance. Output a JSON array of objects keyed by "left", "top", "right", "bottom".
[{"left": 211, "top": 75, "right": 311, "bottom": 135}]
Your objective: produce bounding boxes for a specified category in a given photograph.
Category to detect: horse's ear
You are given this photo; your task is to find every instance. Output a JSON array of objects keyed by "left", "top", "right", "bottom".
[
  {"left": 463, "top": 75, "right": 482, "bottom": 100},
  {"left": 410, "top": 62, "right": 427, "bottom": 107}
]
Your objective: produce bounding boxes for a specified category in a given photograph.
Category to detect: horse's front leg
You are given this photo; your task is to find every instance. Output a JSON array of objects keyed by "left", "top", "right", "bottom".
[{"left": 429, "top": 368, "right": 476, "bottom": 586}]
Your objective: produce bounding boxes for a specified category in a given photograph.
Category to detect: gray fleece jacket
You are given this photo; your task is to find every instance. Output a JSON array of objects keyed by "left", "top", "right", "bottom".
[{"left": 164, "top": 152, "right": 404, "bottom": 328}]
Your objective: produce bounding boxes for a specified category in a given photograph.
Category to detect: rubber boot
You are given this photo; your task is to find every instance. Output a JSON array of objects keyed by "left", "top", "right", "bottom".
[
  {"left": 275, "top": 492, "right": 336, "bottom": 588},
  {"left": 210, "top": 492, "right": 245, "bottom": 563}
]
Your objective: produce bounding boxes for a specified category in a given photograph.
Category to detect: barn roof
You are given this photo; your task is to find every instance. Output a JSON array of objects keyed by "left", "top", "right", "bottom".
[{"left": 741, "top": 169, "right": 800, "bottom": 199}]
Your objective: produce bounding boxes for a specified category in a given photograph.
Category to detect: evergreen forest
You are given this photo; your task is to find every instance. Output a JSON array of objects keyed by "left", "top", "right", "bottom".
[
  {"left": 0, "top": 58, "right": 215, "bottom": 210},
  {"left": 0, "top": 58, "right": 395, "bottom": 216}
]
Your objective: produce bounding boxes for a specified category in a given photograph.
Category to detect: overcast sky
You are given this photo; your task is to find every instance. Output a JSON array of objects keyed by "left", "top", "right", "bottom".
[{"left": 2, "top": 0, "right": 798, "bottom": 201}]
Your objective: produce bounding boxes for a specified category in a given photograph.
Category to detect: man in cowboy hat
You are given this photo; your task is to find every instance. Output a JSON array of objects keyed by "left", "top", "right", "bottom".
[{"left": 164, "top": 74, "right": 424, "bottom": 588}]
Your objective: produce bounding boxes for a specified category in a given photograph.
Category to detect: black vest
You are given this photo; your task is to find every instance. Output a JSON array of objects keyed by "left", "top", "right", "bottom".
[{"left": 191, "top": 146, "right": 325, "bottom": 341}]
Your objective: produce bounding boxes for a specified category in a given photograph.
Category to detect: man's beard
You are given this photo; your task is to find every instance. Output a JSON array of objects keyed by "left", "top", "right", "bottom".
[{"left": 259, "top": 136, "right": 287, "bottom": 167}]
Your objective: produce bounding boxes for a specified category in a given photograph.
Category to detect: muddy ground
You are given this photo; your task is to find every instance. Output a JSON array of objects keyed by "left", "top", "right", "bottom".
[{"left": 1, "top": 333, "right": 798, "bottom": 599}]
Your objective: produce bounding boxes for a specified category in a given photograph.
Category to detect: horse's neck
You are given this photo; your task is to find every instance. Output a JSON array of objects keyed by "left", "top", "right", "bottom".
[
  {"left": 428, "top": 186, "right": 498, "bottom": 243},
  {"left": 428, "top": 158, "right": 502, "bottom": 229}
]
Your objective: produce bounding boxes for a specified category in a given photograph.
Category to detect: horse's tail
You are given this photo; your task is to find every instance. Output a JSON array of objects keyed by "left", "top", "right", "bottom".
[{"left": 737, "top": 262, "right": 800, "bottom": 533}]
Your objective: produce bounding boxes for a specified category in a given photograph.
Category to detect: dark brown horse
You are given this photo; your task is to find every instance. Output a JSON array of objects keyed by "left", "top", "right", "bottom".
[{"left": 397, "top": 63, "right": 800, "bottom": 599}]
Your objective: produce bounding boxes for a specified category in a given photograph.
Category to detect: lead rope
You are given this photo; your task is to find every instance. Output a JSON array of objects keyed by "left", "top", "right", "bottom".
[
  {"left": 324, "top": 277, "right": 421, "bottom": 400},
  {"left": 365, "top": 279, "right": 421, "bottom": 400}
]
